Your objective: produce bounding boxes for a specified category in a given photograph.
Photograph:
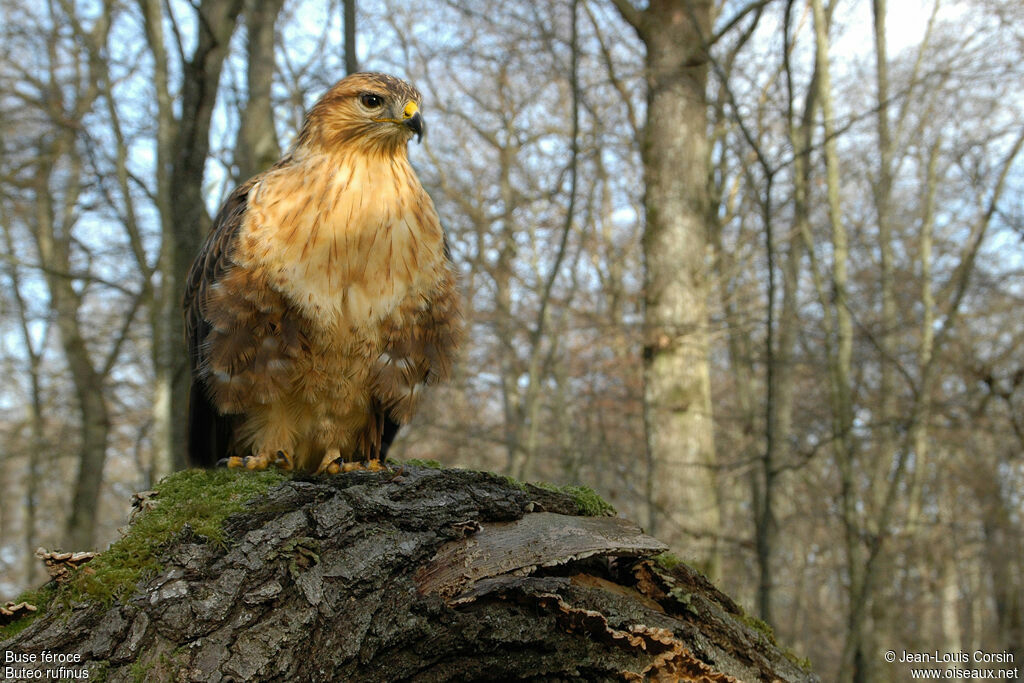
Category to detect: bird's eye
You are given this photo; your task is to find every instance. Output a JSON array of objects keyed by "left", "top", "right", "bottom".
[{"left": 360, "top": 93, "right": 384, "bottom": 109}]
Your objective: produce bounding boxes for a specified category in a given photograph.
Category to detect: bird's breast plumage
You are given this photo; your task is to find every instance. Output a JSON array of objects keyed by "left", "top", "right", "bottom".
[{"left": 237, "top": 152, "right": 447, "bottom": 335}]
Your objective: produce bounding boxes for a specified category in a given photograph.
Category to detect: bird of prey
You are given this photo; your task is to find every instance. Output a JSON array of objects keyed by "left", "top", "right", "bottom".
[{"left": 184, "top": 72, "right": 462, "bottom": 474}]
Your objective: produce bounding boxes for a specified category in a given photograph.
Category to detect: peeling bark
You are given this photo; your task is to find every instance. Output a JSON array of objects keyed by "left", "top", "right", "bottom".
[{"left": 3, "top": 467, "right": 815, "bottom": 682}]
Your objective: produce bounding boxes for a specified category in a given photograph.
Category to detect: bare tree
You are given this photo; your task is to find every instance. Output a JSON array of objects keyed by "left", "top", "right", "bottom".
[
  {"left": 610, "top": 0, "right": 721, "bottom": 576},
  {"left": 234, "top": 0, "right": 285, "bottom": 181},
  {"left": 139, "top": 0, "right": 246, "bottom": 474},
  {"left": 0, "top": 208, "right": 50, "bottom": 584},
  {"left": 344, "top": 0, "right": 358, "bottom": 74}
]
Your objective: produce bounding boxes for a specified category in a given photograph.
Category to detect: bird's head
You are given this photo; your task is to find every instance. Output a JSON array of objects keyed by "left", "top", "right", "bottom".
[{"left": 296, "top": 72, "right": 425, "bottom": 156}]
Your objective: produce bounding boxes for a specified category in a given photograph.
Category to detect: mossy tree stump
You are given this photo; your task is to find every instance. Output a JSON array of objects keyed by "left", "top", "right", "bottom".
[{"left": 1, "top": 466, "right": 816, "bottom": 682}]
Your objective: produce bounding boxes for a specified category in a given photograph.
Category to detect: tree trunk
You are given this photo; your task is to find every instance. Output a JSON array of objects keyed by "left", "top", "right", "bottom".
[
  {"left": 31, "top": 136, "right": 112, "bottom": 551},
  {"left": 140, "top": 0, "right": 246, "bottom": 474},
  {"left": 807, "top": 1, "right": 866, "bottom": 679},
  {"left": 168, "top": 0, "right": 246, "bottom": 472},
  {"left": 971, "top": 463, "right": 1024, "bottom": 667},
  {"left": 343, "top": 0, "right": 358, "bottom": 75},
  {"left": 234, "top": 0, "right": 285, "bottom": 182},
  {"left": 0, "top": 214, "right": 48, "bottom": 585},
  {"left": 612, "top": 0, "right": 721, "bottom": 579},
  {"left": 3, "top": 467, "right": 816, "bottom": 682}
]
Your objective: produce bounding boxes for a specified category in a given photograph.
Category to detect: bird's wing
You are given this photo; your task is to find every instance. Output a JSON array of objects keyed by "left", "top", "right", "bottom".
[
  {"left": 183, "top": 178, "right": 257, "bottom": 468},
  {"left": 184, "top": 178, "right": 257, "bottom": 374},
  {"left": 366, "top": 228, "right": 463, "bottom": 459}
]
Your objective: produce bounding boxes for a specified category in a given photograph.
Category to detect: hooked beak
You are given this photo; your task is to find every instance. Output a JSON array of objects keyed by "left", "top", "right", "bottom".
[{"left": 403, "top": 101, "right": 424, "bottom": 143}]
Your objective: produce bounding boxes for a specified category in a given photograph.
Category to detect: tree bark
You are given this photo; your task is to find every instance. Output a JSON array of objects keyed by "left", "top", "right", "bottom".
[
  {"left": 0, "top": 213, "right": 49, "bottom": 585},
  {"left": 807, "top": 2, "right": 866, "bottom": 679},
  {"left": 234, "top": 0, "right": 285, "bottom": 182},
  {"left": 141, "top": 0, "right": 246, "bottom": 474},
  {"left": 343, "top": 0, "right": 358, "bottom": 75},
  {"left": 611, "top": 0, "right": 721, "bottom": 579},
  {"left": 3, "top": 467, "right": 816, "bottom": 682},
  {"left": 32, "top": 135, "right": 112, "bottom": 552}
]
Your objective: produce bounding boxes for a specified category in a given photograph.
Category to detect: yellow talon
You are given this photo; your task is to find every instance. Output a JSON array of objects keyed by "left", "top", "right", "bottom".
[
  {"left": 316, "top": 448, "right": 343, "bottom": 475},
  {"left": 243, "top": 451, "right": 277, "bottom": 471},
  {"left": 314, "top": 452, "right": 388, "bottom": 475},
  {"left": 274, "top": 450, "right": 294, "bottom": 471},
  {"left": 341, "top": 458, "right": 386, "bottom": 473}
]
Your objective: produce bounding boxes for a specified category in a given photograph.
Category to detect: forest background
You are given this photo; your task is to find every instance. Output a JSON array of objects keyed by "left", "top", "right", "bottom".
[{"left": 0, "top": 0, "right": 1021, "bottom": 680}]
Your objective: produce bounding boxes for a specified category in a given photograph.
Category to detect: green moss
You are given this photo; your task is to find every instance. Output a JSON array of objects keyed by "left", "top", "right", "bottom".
[
  {"left": 401, "top": 458, "right": 443, "bottom": 469},
  {"left": 738, "top": 612, "right": 777, "bottom": 645},
  {"left": 668, "top": 587, "right": 693, "bottom": 610},
  {"left": 736, "top": 609, "right": 814, "bottom": 673},
  {"left": 504, "top": 477, "right": 616, "bottom": 517},
  {"left": 90, "top": 661, "right": 109, "bottom": 683},
  {"left": 0, "top": 618, "right": 37, "bottom": 642},
  {"left": 129, "top": 657, "right": 147, "bottom": 683},
  {"left": 556, "top": 485, "right": 616, "bottom": 516},
  {"left": 5, "top": 469, "right": 288, "bottom": 621},
  {"left": 500, "top": 475, "right": 528, "bottom": 491},
  {"left": 654, "top": 551, "right": 684, "bottom": 571},
  {"left": 69, "top": 468, "right": 287, "bottom": 606},
  {"left": 128, "top": 647, "right": 187, "bottom": 682},
  {"left": 785, "top": 650, "right": 814, "bottom": 672},
  {"left": 0, "top": 584, "right": 56, "bottom": 641}
]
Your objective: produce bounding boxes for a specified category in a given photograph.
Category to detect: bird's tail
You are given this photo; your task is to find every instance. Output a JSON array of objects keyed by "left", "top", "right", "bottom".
[{"left": 187, "top": 381, "right": 232, "bottom": 468}]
